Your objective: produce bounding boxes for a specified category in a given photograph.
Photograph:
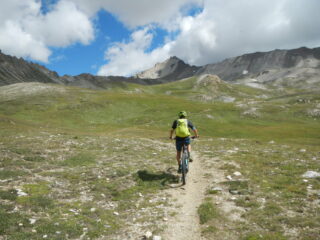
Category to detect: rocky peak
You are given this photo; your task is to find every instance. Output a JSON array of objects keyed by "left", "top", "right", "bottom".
[{"left": 136, "top": 56, "right": 199, "bottom": 81}]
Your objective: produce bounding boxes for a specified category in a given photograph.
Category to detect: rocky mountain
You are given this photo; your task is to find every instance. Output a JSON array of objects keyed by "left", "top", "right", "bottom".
[
  {"left": 1, "top": 46, "right": 320, "bottom": 90},
  {"left": 135, "top": 56, "right": 200, "bottom": 80},
  {"left": 0, "top": 50, "right": 187, "bottom": 89},
  {"left": 197, "top": 47, "right": 320, "bottom": 90},
  {"left": 0, "top": 50, "right": 62, "bottom": 86},
  {"left": 198, "top": 47, "right": 320, "bottom": 80},
  {"left": 0, "top": 51, "right": 161, "bottom": 89},
  {"left": 136, "top": 46, "right": 320, "bottom": 90}
]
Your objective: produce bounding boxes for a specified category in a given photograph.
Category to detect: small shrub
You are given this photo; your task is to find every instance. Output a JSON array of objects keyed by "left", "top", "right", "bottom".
[
  {"left": 62, "top": 153, "right": 96, "bottom": 167},
  {"left": 0, "top": 170, "right": 26, "bottom": 179},
  {"left": 243, "top": 232, "right": 287, "bottom": 240},
  {"left": 198, "top": 201, "right": 219, "bottom": 224},
  {"left": 9, "top": 147, "right": 30, "bottom": 155},
  {"left": 24, "top": 155, "right": 45, "bottom": 162},
  {"left": 0, "top": 189, "right": 17, "bottom": 201},
  {"left": 202, "top": 225, "right": 218, "bottom": 234}
]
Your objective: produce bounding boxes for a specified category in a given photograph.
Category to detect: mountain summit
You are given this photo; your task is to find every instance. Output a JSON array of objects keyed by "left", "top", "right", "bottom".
[{"left": 135, "top": 56, "right": 200, "bottom": 81}]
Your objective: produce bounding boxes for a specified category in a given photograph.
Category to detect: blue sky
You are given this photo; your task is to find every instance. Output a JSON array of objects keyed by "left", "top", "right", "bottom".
[
  {"left": 47, "top": 10, "right": 132, "bottom": 76},
  {"left": 1, "top": 0, "right": 320, "bottom": 77}
]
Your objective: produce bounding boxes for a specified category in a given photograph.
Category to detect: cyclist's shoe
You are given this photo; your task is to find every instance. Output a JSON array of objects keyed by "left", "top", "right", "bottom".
[
  {"left": 189, "top": 154, "right": 193, "bottom": 162},
  {"left": 177, "top": 165, "right": 182, "bottom": 173}
]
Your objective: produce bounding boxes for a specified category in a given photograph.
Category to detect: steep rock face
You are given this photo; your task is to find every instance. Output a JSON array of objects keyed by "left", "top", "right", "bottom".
[
  {"left": 136, "top": 56, "right": 200, "bottom": 81},
  {"left": 0, "top": 50, "right": 62, "bottom": 86},
  {"left": 197, "top": 47, "right": 320, "bottom": 82}
]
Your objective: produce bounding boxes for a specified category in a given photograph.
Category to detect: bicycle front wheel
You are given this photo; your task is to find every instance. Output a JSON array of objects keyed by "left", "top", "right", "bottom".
[{"left": 181, "top": 151, "right": 188, "bottom": 185}]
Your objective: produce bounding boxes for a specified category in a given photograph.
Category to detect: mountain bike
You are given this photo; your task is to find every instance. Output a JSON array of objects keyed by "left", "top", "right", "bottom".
[{"left": 180, "top": 136, "right": 196, "bottom": 185}]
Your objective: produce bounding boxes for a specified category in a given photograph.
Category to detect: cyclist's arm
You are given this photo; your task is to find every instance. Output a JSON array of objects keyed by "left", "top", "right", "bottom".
[
  {"left": 193, "top": 128, "right": 199, "bottom": 138},
  {"left": 169, "top": 129, "right": 174, "bottom": 139},
  {"left": 170, "top": 120, "right": 177, "bottom": 139}
]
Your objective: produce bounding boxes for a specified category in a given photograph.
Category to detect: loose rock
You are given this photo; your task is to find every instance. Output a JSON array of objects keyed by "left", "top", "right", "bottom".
[
  {"left": 145, "top": 231, "right": 152, "bottom": 238},
  {"left": 302, "top": 171, "right": 320, "bottom": 178},
  {"left": 212, "top": 187, "right": 223, "bottom": 191}
]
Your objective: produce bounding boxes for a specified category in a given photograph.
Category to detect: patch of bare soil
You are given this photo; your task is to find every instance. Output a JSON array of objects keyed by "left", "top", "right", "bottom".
[{"left": 0, "top": 82, "right": 65, "bottom": 101}]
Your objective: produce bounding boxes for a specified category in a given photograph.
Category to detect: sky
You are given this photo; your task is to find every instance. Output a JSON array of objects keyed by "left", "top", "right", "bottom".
[{"left": 1, "top": 0, "right": 320, "bottom": 77}]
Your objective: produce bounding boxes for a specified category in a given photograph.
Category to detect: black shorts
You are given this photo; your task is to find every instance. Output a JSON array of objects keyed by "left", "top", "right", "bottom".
[{"left": 176, "top": 137, "right": 190, "bottom": 151}]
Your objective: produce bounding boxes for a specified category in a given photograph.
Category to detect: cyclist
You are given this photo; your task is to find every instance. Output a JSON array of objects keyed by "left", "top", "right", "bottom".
[{"left": 169, "top": 111, "right": 199, "bottom": 173}]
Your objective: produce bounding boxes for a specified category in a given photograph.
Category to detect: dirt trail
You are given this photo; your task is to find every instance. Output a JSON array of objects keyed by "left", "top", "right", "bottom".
[{"left": 163, "top": 152, "right": 210, "bottom": 240}]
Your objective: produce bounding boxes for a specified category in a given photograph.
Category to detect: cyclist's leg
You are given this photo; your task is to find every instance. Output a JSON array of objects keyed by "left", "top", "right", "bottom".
[
  {"left": 187, "top": 144, "right": 191, "bottom": 153},
  {"left": 176, "top": 140, "right": 183, "bottom": 172},
  {"left": 186, "top": 138, "right": 193, "bottom": 161},
  {"left": 176, "top": 150, "right": 181, "bottom": 165}
]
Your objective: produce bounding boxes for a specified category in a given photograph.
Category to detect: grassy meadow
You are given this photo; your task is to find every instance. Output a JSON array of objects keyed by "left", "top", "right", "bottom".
[{"left": 0, "top": 78, "right": 319, "bottom": 239}]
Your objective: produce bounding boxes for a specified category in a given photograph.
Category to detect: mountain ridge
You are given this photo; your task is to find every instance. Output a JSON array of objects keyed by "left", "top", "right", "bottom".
[
  {"left": 197, "top": 46, "right": 320, "bottom": 81},
  {"left": 1, "top": 46, "right": 320, "bottom": 90}
]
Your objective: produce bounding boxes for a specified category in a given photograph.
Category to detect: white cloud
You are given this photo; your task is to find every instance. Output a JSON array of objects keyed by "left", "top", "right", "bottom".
[
  {"left": 97, "top": 0, "right": 320, "bottom": 76},
  {"left": 0, "top": 20, "right": 51, "bottom": 62},
  {"left": 1, "top": 0, "right": 320, "bottom": 76},
  {"left": 98, "top": 27, "right": 170, "bottom": 76},
  {"left": 168, "top": 14, "right": 216, "bottom": 66},
  {"left": 167, "top": 0, "right": 320, "bottom": 66},
  {"left": 26, "top": 1, "right": 94, "bottom": 47},
  {"left": 71, "top": 0, "right": 202, "bottom": 28},
  {"left": 0, "top": 0, "right": 94, "bottom": 62}
]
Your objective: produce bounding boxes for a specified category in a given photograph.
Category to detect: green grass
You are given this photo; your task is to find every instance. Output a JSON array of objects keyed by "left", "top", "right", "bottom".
[
  {"left": 62, "top": 152, "right": 96, "bottom": 167},
  {"left": 201, "top": 138, "right": 319, "bottom": 239},
  {"left": 0, "top": 170, "right": 26, "bottom": 179},
  {"left": 0, "top": 189, "right": 17, "bottom": 201},
  {"left": 198, "top": 200, "right": 220, "bottom": 224},
  {"left": 0, "top": 80, "right": 319, "bottom": 239},
  {"left": 0, "top": 205, "right": 28, "bottom": 236},
  {"left": 1, "top": 80, "right": 319, "bottom": 142},
  {"left": 243, "top": 232, "right": 287, "bottom": 240}
]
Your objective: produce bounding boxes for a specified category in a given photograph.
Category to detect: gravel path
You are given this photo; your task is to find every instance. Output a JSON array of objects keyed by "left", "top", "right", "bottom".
[{"left": 163, "top": 152, "right": 210, "bottom": 240}]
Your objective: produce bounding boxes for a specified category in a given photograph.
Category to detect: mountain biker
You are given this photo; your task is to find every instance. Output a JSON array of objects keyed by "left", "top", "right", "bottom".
[{"left": 169, "top": 111, "right": 199, "bottom": 173}]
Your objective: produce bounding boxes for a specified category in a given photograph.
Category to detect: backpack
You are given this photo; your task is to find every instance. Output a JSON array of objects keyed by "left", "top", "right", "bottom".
[{"left": 175, "top": 119, "right": 190, "bottom": 137}]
